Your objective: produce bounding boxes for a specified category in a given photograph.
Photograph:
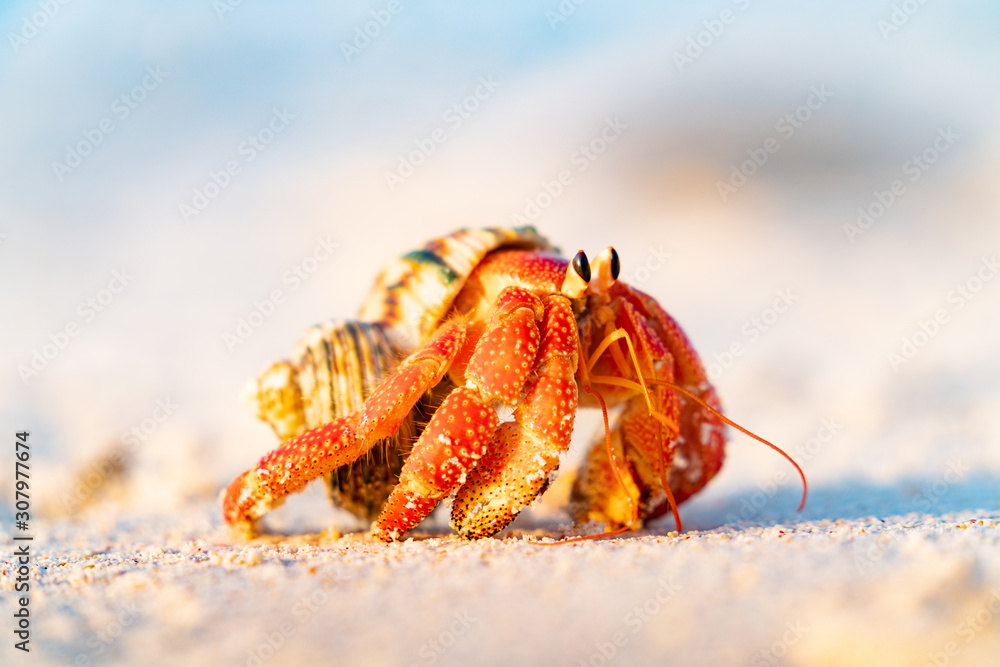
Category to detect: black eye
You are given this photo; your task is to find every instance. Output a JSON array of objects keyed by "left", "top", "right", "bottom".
[
  {"left": 572, "top": 250, "right": 591, "bottom": 283},
  {"left": 609, "top": 248, "right": 620, "bottom": 280}
]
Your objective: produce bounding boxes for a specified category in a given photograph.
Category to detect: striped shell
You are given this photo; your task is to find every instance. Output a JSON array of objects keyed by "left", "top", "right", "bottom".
[
  {"left": 243, "top": 227, "right": 555, "bottom": 520},
  {"left": 358, "top": 227, "right": 556, "bottom": 352}
]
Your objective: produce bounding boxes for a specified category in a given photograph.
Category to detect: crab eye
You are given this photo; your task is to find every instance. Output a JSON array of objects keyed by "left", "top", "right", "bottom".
[
  {"left": 609, "top": 248, "right": 620, "bottom": 280},
  {"left": 572, "top": 250, "right": 591, "bottom": 283}
]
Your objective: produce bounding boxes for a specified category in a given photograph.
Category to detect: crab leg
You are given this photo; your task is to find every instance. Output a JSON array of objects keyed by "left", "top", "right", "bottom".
[
  {"left": 570, "top": 403, "right": 673, "bottom": 530},
  {"left": 569, "top": 300, "right": 679, "bottom": 528},
  {"left": 569, "top": 423, "right": 641, "bottom": 530},
  {"left": 571, "top": 293, "right": 724, "bottom": 531},
  {"left": 611, "top": 306, "right": 685, "bottom": 522},
  {"left": 449, "top": 295, "right": 580, "bottom": 539},
  {"left": 631, "top": 288, "right": 727, "bottom": 491},
  {"left": 372, "top": 287, "right": 544, "bottom": 541},
  {"left": 222, "top": 319, "right": 467, "bottom": 537}
]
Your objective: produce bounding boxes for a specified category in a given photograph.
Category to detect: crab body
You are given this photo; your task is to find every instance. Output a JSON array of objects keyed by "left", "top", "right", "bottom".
[
  {"left": 241, "top": 228, "right": 553, "bottom": 519},
  {"left": 226, "top": 227, "right": 726, "bottom": 540}
]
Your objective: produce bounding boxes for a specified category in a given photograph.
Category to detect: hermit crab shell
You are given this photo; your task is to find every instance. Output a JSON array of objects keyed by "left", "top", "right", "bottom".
[
  {"left": 242, "top": 227, "right": 555, "bottom": 520},
  {"left": 358, "top": 227, "right": 556, "bottom": 353}
]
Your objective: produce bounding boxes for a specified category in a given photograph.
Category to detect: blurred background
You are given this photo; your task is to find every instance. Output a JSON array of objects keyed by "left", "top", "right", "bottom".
[{"left": 1, "top": 0, "right": 999, "bottom": 526}]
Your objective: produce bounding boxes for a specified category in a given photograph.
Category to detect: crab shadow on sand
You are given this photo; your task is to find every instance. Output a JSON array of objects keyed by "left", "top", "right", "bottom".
[{"left": 665, "top": 472, "right": 1000, "bottom": 534}]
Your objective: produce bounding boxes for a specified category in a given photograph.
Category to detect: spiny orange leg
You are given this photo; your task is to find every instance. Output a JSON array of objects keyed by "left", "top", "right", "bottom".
[
  {"left": 562, "top": 285, "right": 736, "bottom": 541},
  {"left": 372, "top": 287, "right": 544, "bottom": 541},
  {"left": 614, "top": 304, "right": 685, "bottom": 530},
  {"left": 627, "top": 286, "right": 727, "bottom": 491},
  {"left": 575, "top": 368, "right": 808, "bottom": 532},
  {"left": 222, "top": 319, "right": 467, "bottom": 538},
  {"left": 451, "top": 295, "right": 579, "bottom": 539},
  {"left": 617, "top": 402, "right": 685, "bottom": 530},
  {"left": 372, "top": 386, "right": 499, "bottom": 541},
  {"left": 571, "top": 321, "right": 688, "bottom": 532},
  {"left": 592, "top": 312, "right": 684, "bottom": 531},
  {"left": 575, "top": 372, "right": 686, "bottom": 534}
]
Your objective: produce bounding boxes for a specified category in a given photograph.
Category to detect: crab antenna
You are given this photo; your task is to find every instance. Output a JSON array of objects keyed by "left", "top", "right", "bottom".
[
  {"left": 585, "top": 374, "right": 685, "bottom": 529},
  {"left": 598, "top": 327, "right": 684, "bottom": 531},
  {"left": 585, "top": 384, "right": 635, "bottom": 523},
  {"left": 586, "top": 326, "right": 688, "bottom": 530},
  {"left": 585, "top": 328, "right": 661, "bottom": 427},
  {"left": 589, "top": 326, "right": 684, "bottom": 531},
  {"left": 658, "top": 469, "right": 683, "bottom": 533},
  {"left": 643, "top": 378, "right": 808, "bottom": 512}
]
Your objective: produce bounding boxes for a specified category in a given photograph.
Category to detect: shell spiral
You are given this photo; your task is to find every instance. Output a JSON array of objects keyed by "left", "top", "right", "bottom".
[{"left": 242, "top": 226, "right": 555, "bottom": 520}]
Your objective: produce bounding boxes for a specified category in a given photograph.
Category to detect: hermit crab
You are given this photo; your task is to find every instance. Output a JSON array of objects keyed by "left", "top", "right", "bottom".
[{"left": 223, "top": 227, "right": 805, "bottom": 541}]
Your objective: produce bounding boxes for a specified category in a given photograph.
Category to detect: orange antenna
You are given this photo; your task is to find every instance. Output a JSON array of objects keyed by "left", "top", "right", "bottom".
[
  {"left": 586, "top": 328, "right": 679, "bottom": 433},
  {"left": 657, "top": 470, "right": 683, "bottom": 533},
  {"left": 591, "top": 326, "right": 685, "bottom": 531},
  {"left": 644, "top": 377, "right": 808, "bottom": 512}
]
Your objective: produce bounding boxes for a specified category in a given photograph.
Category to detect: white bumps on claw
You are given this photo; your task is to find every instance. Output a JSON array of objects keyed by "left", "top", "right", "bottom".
[{"left": 523, "top": 453, "right": 549, "bottom": 487}]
